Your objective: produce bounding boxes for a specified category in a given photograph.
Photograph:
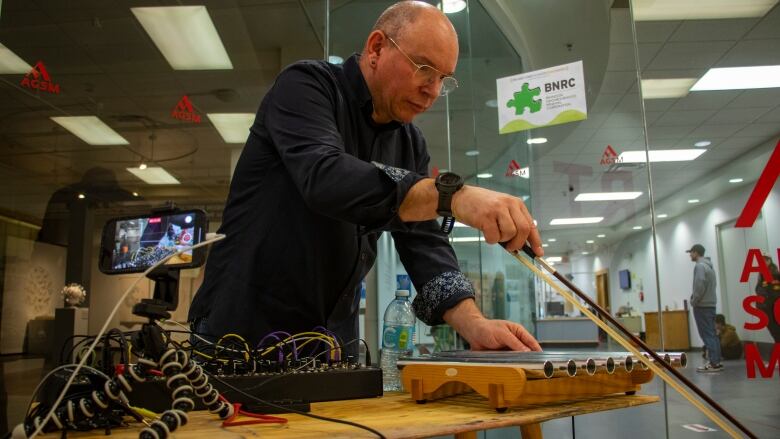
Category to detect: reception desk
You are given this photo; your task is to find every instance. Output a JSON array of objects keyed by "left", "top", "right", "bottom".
[
  {"left": 644, "top": 310, "right": 690, "bottom": 350},
  {"left": 536, "top": 317, "right": 599, "bottom": 345}
]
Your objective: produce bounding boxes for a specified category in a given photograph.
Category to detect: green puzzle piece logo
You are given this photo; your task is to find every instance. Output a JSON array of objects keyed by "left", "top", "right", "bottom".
[{"left": 507, "top": 82, "right": 542, "bottom": 115}]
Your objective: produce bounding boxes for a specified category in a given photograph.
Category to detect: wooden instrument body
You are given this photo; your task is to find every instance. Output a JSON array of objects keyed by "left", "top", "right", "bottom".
[{"left": 401, "top": 363, "right": 654, "bottom": 411}]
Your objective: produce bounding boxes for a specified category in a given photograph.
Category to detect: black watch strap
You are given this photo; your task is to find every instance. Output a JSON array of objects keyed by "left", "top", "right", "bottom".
[{"left": 435, "top": 172, "right": 463, "bottom": 234}]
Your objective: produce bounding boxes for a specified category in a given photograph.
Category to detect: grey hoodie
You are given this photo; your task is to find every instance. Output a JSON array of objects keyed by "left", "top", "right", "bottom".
[{"left": 691, "top": 257, "right": 717, "bottom": 307}]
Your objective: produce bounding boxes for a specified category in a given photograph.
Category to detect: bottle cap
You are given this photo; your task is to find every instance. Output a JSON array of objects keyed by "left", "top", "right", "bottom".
[{"left": 395, "top": 289, "right": 410, "bottom": 297}]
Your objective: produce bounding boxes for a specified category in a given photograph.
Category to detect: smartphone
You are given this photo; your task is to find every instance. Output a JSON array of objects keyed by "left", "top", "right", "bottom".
[{"left": 99, "top": 209, "right": 208, "bottom": 274}]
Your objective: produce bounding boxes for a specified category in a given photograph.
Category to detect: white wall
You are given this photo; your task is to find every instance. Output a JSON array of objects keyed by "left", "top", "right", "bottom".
[{"left": 592, "top": 183, "right": 778, "bottom": 348}]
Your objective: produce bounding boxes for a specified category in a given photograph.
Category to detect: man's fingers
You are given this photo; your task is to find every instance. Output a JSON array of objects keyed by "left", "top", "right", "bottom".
[
  {"left": 496, "top": 210, "right": 517, "bottom": 243},
  {"left": 499, "top": 330, "right": 530, "bottom": 352},
  {"left": 504, "top": 203, "right": 529, "bottom": 251},
  {"left": 513, "top": 325, "right": 542, "bottom": 351},
  {"left": 517, "top": 198, "right": 543, "bottom": 256}
]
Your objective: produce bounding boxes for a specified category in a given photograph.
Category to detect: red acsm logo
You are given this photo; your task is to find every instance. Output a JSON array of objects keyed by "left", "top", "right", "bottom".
[
  {"left": 736, "top": 139, "right": 780, "bottom": 228},
  {"left": 171, "top": 95, "right": 201, "bottom": 123},
  {"left": 600, "top": 145, "right": 621, "bottom": 165},
  {"left": 20, "top": 61, "right": 60, "bottom": 94}
]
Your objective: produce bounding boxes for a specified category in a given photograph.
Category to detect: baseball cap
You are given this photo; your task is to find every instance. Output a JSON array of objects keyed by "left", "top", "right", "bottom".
[{"left": 686, "top": 244, "right": 705, "bottom": 255}]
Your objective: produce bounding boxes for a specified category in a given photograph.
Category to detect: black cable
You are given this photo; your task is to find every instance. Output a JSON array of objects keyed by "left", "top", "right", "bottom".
[{"left": 205, "top": 371, "right": 386, "bottom": 439}]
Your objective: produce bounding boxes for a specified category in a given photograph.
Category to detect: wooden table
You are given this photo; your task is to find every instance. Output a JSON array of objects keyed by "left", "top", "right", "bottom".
[{"left": 47, "top": 392, "right": 658, "bottom": 438}]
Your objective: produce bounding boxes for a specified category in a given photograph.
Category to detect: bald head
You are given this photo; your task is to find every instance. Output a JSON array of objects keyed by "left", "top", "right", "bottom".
[
  {"left": 360, "top": 1, "right": 459, "bottom": 124},
  {"left": 370, "top": 1, "right": 457, "bottom": 44}
]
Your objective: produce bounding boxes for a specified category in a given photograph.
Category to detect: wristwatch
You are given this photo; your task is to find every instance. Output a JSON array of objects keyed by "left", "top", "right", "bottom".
[{"left": 435, "top": 172, "right": 464, "bottom": 234}]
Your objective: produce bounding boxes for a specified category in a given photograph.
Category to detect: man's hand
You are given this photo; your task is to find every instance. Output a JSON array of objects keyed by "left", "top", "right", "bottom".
[
  {"left": 451, "top": 185, "right": 543, "bottom": 254},
  {"left": 397, "top": 180, "right": 543, "bottom": 255},
  {"left": 443, "top": 298, "right": 542, "bottom": 352}
]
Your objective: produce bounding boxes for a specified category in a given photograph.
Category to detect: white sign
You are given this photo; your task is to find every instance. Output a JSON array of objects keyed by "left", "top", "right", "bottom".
[{"left": 497, "top": 60, "right": 587, "bottom": 134}]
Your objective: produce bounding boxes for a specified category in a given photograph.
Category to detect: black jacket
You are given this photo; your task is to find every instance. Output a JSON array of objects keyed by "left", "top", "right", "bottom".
[{"left": 188, "top": 55, "right": 474, "bottom": 347}]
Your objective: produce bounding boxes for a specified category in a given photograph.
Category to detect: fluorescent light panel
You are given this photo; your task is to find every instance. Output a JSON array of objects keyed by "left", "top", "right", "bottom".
[
  {"left": 438, "top": 0, "right": 467, "bottom": 13},
  {"left": 619, "top": 149, "right": 705, "bottom": 163},
  {"left": 127, "top": 166, "right": 180, "bottom": 185},
  {"left": 451, "top": 236, "right": 484, "bottom": 243},
  {"left": 51, "top": 116, "right": 129, "bottom": 145},
  {"left": 0, "top": 43, "right": 31, "bottom": 74},
  {"left": 633, "top": 0, "right": 777, "bottom": 21},
  {"left": 477, "top": 173, "right": 493, "bottom": 179},
  {"left": 575, "top": 192, "right": 642, "bottom": 201},
  {"left": 550, "top": 217, "right": 604, "bottom": 225},
  {"left": 207, "top": 113, "right": 254, "bottom": 143},
  {"left": 132, "top": 6, "right": 233, "bottom": 70},
  {"left": 641, "top": 78, "right": 698, "bottom": 99},
  {"left": 546, "top": 256, "right": 563, "bottom": 262},
  {"left": 691, "top": 65, "right": 780, "bottom": 91}
]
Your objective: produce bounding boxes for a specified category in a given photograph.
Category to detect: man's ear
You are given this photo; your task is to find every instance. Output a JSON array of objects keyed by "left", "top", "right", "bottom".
[{"left": 365, "top": 30, "right": 386, "bottom": 63}]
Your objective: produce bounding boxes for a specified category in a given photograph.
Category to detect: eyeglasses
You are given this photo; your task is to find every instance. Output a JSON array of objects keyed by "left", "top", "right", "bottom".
[{"left": 387, "top": 36, "right": 458, "bottom": 96}]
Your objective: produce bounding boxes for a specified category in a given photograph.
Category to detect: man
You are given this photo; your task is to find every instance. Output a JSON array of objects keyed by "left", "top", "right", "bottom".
[
  {"left": 687, "top": 244, "right": 721, "bottom": 372},
  {"left": 188, "top": 1, "right": 543, "bottom": 357},
  {"left": 714, "top": 314, "right": 742, "bottom": 360}
]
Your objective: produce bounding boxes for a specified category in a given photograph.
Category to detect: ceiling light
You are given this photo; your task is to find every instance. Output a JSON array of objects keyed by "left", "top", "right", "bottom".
[
  {"left": 328, "top": 55, "right": 344, "bottom": 64},
  {"left": 688, "top": 199, "right": 700, "bottom": 203},
  {"left": 77, "top": 193, "right": 85, "bottom": 199},
  {"left": 619, "top": 149, "right": 706, "bottom": 163},
  {"left": 542, "top": 243, "right": 549, "bottom": 248},
  {"left": 729, "top": 178, "right": 743, "bottom": 183},
  {"left": 465, "top": 150, "right": 480, "bottom": 156},
  {"left": 548, "top": 238, "right": 557, "bottom": 242},
  {"left": 132, "top": 192, "right": 139, "bottom": 197},
  {"left": 550, "top": 217, "right": 604, "bottom": 225},
  {"left": 127, "top": 166, "right": 180, "bottom": 185},
  {"left": 476, "top": 173, "right": 493, "bottom": 179},
  {"left": 485, "top": 99, "right": 498, "bottom": 108},
  {"left": 582, "top": 252, "right": 590, "bottom": 255},
  {"left": 597, "top": 234, "right": 606, "bottom": 238},
  {"left": 438, "top": 0, "right": 467, "bottom": 13},
  {"left": 207, "top": 113, "right": 254, "bottom": 143},
  {"left": 527, "top": 137, "right": 548, "bottom": 145},
  {"left": 132, "top": 6, "right": 233, "bottom": 70},
  {"left": 586, "top": 240, "right": 594, "bottom": 244},
  {"left": 546, "top": 256, "right": 563, "bottom": 262},
  {"left": 451, "top": 236, "right": 485, "bottom": 243},
  {"left": 640, "top": 78, "right": 698, "bottom": 99},
  {"left": 691, "top": 65, "right": 780, "bottom": 91},
  {"left": 694, "top": 140, "right": 711, "bottom": 148},
  {"left": 657, "top": 214, "right": 668, "bottom": 218},
  {"left": 0, "top": 43, "right": 32, "bottom": 74},
  {"left": 633, "top": 0, "right": 778, "bottom": 21},
  {"left": 633, "top": 226, "right": 642, "bottom": 230},
  {"left": 50, "top": 116, "right": 129, "bottom": 145},
  {"left": 139, "top": 163, "right": 147, "bottom": 170},
  {"left": 548, "top": 261, "right": 556, "bottom": 266},
  {"left": 575, "top": 192, "right": 642, "bottom": 201}
]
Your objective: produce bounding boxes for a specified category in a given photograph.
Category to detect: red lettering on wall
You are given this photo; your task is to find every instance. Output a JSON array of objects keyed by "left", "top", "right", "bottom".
[
  {"left": 736, "top": 139, "right": 780, "bottom": 228},
  {"left": 744, "top": 342, "right": 780, "bottom": 379},
  {"left": 741, "top": 248, "right": 774, "bottom": 282},
  {"left": 743, "top": 295, "right": 768, "bottom": 331}
]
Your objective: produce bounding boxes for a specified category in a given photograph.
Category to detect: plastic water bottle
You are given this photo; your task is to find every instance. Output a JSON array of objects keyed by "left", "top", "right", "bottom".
[{"left": 381, "top": 289, "right": 416, "bottom": 391}]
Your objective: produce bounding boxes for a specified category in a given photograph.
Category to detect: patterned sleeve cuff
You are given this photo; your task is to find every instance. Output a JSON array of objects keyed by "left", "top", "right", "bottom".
[
  {"left": 412, "top": 271, "right": 475, "bottom": 326},
  {"left": 372, "top": 161, "right": 410, "bottom": 182}
]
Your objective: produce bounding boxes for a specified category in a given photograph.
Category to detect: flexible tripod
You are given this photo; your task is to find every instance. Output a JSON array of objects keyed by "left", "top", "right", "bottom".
[{"left": 19, "top": 271, "right": 234, "bottom": 439}]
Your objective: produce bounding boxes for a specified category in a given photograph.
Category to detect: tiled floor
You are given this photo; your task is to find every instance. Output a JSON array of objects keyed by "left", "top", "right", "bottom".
[{"left": 2, "top": 351, "right": 778, "bottom": 438}]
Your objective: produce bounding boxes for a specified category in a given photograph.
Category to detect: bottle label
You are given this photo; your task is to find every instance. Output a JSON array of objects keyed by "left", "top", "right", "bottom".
[{"left": 382, "top": 324, "right": 414, "bottom": 350}]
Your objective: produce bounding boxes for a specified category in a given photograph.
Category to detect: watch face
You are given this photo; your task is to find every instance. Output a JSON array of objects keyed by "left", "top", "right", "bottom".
[{"left": 438, "top": 172, "right": 462, "bottom": 186}]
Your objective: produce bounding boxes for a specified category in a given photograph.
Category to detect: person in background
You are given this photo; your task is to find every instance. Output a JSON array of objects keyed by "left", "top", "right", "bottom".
[
  {"left": 687, "top": 244, "right": 722, "bottom": 372},
  {"left": 714, "top": 314, "right": 742, "bottom": 360},
  {"left": 755, "top": 253, "right": 780, "bottom": 344}
]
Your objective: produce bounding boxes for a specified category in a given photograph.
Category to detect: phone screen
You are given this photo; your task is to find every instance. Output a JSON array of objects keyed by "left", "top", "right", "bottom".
[{"left": 100, "top": 210, "right": 207, "bottom": 274}]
